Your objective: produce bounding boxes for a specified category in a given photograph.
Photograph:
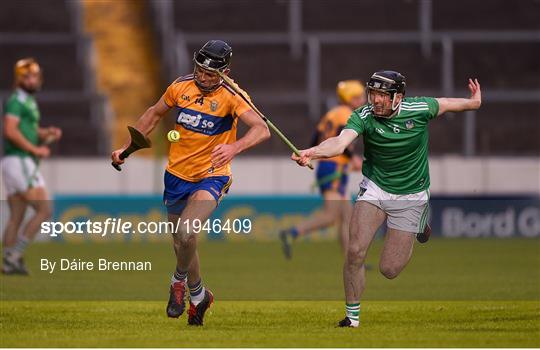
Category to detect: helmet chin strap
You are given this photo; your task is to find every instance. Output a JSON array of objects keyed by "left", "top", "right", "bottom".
[{"left": 194, "top": 79, "right": 221, "bottom": 93}]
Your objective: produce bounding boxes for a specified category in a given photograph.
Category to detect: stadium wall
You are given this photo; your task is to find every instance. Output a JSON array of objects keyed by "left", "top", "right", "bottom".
[{"left": 9, "top": 156, "right": 540, "bottom": 196}]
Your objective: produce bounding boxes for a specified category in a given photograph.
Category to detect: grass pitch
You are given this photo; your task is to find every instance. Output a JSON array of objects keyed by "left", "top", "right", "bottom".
[
  {"left": 2, "top": 300, "right": 538, "bottom": 347},
  {"left": 1, "top": 238, "right": 539, "bottom": 347}
]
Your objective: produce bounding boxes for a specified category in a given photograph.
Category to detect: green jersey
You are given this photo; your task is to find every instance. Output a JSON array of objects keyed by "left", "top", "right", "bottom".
[
  {"left": 3, "top": 89, "right": 40, "bottom": 157},
  {"left": 344, "top": 96, "right": 439, "bottom": 194}
]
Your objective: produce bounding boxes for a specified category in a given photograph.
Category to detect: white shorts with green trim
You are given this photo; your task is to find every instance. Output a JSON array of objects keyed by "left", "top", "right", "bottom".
[
  {"left": 356, "top": 176, "right": 430, "bottom": 234},
  {"left": 1, "top": 155, "right": 46, "bottom": 196}
]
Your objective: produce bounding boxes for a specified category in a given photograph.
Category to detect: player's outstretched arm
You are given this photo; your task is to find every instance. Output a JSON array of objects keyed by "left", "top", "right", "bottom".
[
  {"left": 211, "top": 110, "right": 270, "bottom": 168},
  {"left": 111, "top": 96, "right": 171, "bottom": 165},
  {"left": 292, "top": 129, "right": 357, "bottom": 167},
  {"left": 436, "top": 78, "right": 482, "bottom": 116}
]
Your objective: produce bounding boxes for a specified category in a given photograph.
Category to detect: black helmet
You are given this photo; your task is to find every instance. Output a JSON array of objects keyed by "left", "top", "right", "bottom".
[
  {"left": 367, "top": 70, "right": 406, "bottom": 96},
  {"left": 367, "top": 70, "right": 406, "bottom": 117},
  {"left": 193, "top": 40, "right": 232, "bottom": 72}
]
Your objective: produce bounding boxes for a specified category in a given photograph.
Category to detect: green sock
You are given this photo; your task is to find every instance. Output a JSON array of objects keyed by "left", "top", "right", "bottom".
[{"left": 346, "top": 302, "right": 360, "bottom": 322}]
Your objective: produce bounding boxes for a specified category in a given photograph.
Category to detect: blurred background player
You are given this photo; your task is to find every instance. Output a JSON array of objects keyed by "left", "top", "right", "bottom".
[
  {"left": 1, "top": 58, "right": 62, "bottom": 275},
  {"left": 279, "top": 80, "right": 365, "bottom": 259},
  {"left": 111, "top": 40, "right": 270, "bottom": 327},
  {"left": 292, "top": 70, "right": 482, "bottom": 328}
]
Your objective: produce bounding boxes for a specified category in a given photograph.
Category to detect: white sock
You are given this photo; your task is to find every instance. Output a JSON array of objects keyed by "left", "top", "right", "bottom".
[
  {"left": 346, "top": 303, "right": 360, "bottom": 327},
  {"left": 11, "top": 236, "right": 29, "bottom": 259},
  {"left": 189, "top": 279, "right": 205, "bottom": 306},
  {"left": 171, "top": 268, "right": 187, "bottom": 285}
]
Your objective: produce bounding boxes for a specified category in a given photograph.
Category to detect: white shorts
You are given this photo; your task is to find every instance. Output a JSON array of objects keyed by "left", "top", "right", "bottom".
[
  {"left": 356, "top": 177, "right": 430, "bottom": 233},
  {"left": 1, "top": 155, "right": 46, "bottom": 196}
]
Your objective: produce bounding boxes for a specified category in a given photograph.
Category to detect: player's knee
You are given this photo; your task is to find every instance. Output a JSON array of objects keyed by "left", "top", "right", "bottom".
[
  {"left": 346, "top": 245, "right": 367, "bottom": 267},
  {"left": 379, "top": 263, "right": 401, "bottom": 279},
  {"left": 174, "top": 230, "right": 196, "bottom": 247}
]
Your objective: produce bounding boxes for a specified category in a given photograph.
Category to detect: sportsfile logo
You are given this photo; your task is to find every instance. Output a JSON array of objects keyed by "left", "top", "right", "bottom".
[{"left": 40, "top": 218, "right": 252, "bottom": 238}]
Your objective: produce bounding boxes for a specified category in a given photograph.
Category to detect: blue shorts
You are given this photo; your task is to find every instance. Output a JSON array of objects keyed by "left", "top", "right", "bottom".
[
  {"left": 316, "top": 161, "right": 349, "bottom": 196},
  {"left": 163, "top": 170, "right": 232, "bottom": 214}
]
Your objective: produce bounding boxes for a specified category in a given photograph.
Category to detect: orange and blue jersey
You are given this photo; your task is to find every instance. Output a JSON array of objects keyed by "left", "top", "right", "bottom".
[
  {"left": 161, "top": 75, "right": 251, "bottom": 212},
  {"left": 315, "top": 104, "right": 353, "bottom": 165},
  {"left": 314, "top": 104, "right": 354, "bottom": 195},
  {"left": 162, "top": 74, "right": 252, "bottom": 181}
]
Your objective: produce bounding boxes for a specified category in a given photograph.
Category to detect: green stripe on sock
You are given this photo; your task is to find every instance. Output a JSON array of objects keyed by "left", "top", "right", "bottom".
[{"left": 346, "top": 302, "right": 361, "bottom": 320}]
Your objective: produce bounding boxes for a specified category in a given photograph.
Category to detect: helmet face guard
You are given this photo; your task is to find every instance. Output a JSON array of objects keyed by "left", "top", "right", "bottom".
[
  {"left": 193, "top": 51, "right": 230, "bottom": 72},
  {"left": 367, "top": 71, "right": 406, "bottom": 118},
  {"left": 192, "top": 60, "right": 222, "bottom": 93},
  {"left": 193, "top": 40, "right": 232, "bottom": 93}
]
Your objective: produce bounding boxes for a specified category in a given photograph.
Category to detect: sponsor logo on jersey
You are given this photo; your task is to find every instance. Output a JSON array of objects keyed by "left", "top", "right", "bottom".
[{"left": 176, "top": 108, "right": 233, "bottom": 136}]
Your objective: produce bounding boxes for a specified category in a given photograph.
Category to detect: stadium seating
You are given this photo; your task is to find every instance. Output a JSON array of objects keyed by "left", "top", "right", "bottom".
[
  {"left": 0, "top": 0, "right": 109, "bottom": 156},
  {"left": 433, "top": 0, "right": 540, "bottom": 30},
  {"left": 454, "top": 43, "right": 539, "bottom": 89},
  {"left": 4, "top": 1, "right": 535, "bottom": 156},
  {"left": 160, "top": 0, "right": 539, "bottom": 156},
  {"left": 0, "top": 43, "right": 84, "bottom": 91},
  {"left": 237, "top": 103, "right": 313, "bottom": 154},
  {"left": 475, "top": 102, "right": 540, "bottom": 155},
  {"left": 183, "top": 43, "right": 308, "bottom": 93},
  {"left": 37, "top": 97, "right": 107, "bottom": 155},
  {"left": 172, "top": 0, "right": 289, "bottom": 32},
  {"left": 0, "top": 0, "right": 72, "bottom": 33},
  {"left": 320, "top": 43, "right": 443, "bottom": 90},
  {"left": 302, "top": 0, "right": 419, "bottom": 32}
]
